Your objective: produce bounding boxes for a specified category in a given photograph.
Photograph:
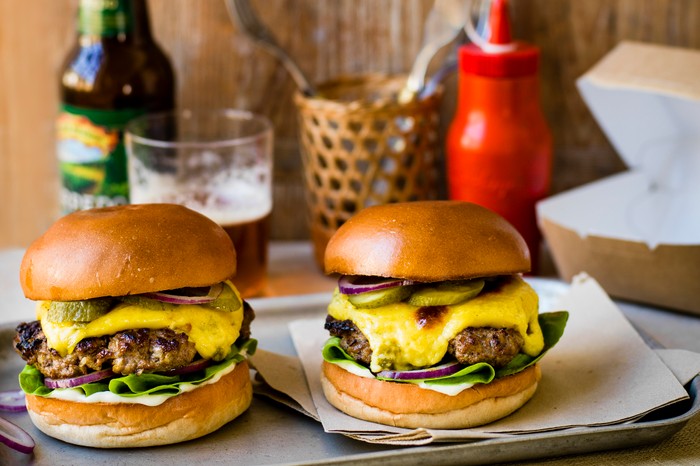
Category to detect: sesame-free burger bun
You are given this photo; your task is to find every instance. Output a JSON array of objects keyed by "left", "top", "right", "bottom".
[
  {"left": 321, "top": 361, "right": 540, "bottom": 429},
  {"left": 25, "top": 360, "right": 252, "bottom": 448},
  {"left": 20, "top": 204, "right": 236, "bottom": 301},
  {"left": 324, "top": 200, "right": 530, "bottom": 281}
]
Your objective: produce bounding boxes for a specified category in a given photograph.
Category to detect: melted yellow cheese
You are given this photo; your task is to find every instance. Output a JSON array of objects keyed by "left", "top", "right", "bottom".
[
  {"left": 37, "top": 288, "right": 243, "bottom": 361},
  {"left": 328, "top": 275, "right": 543, "bottom": 373}
]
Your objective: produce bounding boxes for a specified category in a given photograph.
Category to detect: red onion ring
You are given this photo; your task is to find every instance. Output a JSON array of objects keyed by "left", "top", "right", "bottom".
[
  {"left": 377, "top": 361, "right": 463, "bottom": 380},
  {"left": 44, "top": 359, "right": 210, "bottom": 391},
  {"left": 338, "top": 275, "right": 415, "bottom": 295},
  {"left": 0, "top": 391, "right": 26, "bottom": 413},
  {"left": 44, "top": 368, "right": 115, "bottom": 389},
  {"left": 144, "top": 283, "right": 224, "bottom": 305},
  {"left": 159, "top": 359, "right": 211, "bottom": 376},
  {"left": 0, "top": 416, "right": 35, "bottom": 454}
]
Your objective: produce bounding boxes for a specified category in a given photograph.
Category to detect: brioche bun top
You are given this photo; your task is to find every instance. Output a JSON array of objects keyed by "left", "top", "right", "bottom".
[
  {"left": 324, "top": 201, "right": 530, "bottom": 281},
  {"left": 20, "top": 204, "right": 236, "bottom": 301}
]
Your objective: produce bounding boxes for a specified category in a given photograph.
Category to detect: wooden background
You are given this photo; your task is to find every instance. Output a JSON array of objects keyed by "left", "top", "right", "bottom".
[{"left": 2, "top": 0, "right": 699, "bottom": 248}]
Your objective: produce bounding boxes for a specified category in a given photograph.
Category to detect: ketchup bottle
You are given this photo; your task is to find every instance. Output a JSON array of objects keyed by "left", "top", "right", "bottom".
[{"left": 446, "top": 0, "right": 552, "bottom": 273}]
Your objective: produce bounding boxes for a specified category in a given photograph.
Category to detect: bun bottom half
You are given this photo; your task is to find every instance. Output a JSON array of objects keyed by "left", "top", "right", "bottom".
[
  {"left": 321, "top": 360, "right": 541, "bottom": 429},
  {"left": 25, "top": 360, "right": 252, "bottom": 448}
]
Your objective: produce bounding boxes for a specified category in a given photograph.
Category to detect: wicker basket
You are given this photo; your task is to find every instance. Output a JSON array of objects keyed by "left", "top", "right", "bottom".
[{"left": 295, "top": 74, "right": 443, "bottom": 269}]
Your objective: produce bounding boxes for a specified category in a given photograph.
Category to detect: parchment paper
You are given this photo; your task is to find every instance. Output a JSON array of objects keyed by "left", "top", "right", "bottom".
[
  {"left": 253, "top": 274, "right": 700, "bottom": 445},
  {"left": 250, "top": 350, "right": 319, "bottom": 420}
]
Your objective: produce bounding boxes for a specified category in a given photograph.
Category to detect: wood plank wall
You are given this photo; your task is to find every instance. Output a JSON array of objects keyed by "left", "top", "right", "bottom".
[{"left": 2, "top": 0, "right": 699, "bottom": 247}]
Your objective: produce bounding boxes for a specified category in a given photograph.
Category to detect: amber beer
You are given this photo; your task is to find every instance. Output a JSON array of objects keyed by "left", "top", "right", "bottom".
[{"left": 219, "top": 213, "right": 271, "bottom": 299}]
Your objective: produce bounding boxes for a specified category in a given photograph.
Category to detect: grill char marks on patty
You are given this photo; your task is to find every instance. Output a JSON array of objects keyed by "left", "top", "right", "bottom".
[
  {"left": 13, "top": 303, "right": 255, "bottom": 380},
  {"left": 324, "top": 314, "right": 524, "bottom": 370},
  {"left": 14, "top": 321, "right": 113, "bottom": 379},
  {"left": 324, "top": 316, "right": 373, "bottom": 366},
  {"left": 447, "top": 326, "right": 524, "bottom": 368},
  {"left": 238, "top": 301, "right": 255, "bottom": 343},
  {"left": 14, "top": 323, "right": 197, "bottom": 379},
  {"left": 108, "top": 328, "right": 197, "bottom": 375}
]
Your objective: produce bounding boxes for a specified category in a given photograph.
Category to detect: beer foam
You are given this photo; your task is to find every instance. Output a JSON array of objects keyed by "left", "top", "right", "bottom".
[{"left": 129, "top": 156, "right": 272, "bottom": 224}]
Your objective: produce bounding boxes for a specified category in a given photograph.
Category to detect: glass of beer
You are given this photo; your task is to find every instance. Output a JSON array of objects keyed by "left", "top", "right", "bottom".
[{"left": 125, "top": 109, "right": 273, "bottom": 298}]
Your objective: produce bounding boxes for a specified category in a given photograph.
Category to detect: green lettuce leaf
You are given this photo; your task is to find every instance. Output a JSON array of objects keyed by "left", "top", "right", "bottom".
[
  {"left": 322, "top": 337, "right": 497, "bottom": 386},
  {"left": 496, "top": 311, "right": 568, "bottom": 377},
  {"left": 322, "top": 311, "right": 568, "bottom": 389},
  {"left": 19, "top": 338, "right": 257, "bottom": 399}
]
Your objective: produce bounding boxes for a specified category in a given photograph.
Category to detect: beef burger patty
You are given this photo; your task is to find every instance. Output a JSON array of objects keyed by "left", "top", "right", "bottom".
[
  {"left": 14, "top": 302, "right": 255, "bottom": 379},
  {"left": 325, "top": 315, "right": 524, "bottom": 369}
]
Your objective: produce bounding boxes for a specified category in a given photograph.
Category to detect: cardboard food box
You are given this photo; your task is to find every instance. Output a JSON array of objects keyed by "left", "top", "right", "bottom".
[{"left": 537, "top": 41, "right": 700, "bottom": 315}]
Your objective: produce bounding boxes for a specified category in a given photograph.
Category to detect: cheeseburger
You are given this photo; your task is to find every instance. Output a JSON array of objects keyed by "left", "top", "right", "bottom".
[
  {"left": 13, "top": 204, "right": 256, "bottom": 448},
  {"left": 321, "top": 201, "right": 567, "bottom": 429}
]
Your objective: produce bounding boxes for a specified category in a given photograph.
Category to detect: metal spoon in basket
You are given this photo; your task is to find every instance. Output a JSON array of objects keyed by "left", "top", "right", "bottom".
[
  {"left": 226, "top": 0, "right": 316, "bottom": 96},
  {"left": 398, "top": 0, "right": 469, "bottom": 103}
]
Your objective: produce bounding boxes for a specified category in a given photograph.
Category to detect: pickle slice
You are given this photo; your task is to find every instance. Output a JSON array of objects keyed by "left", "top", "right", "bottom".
[
  {"left": 208, "top": 283, "right": 242, "bottom": 312},
  {"left": 407, "top": 279, "right": 485, "bottom": 307},
  {"left": 120, "top": 295, "right": 174, "bottom": 311},
  {"left": 47, "top": 298, "right": 114, "bottom": 323},
  {"left": 347, "top": 285, "right": 412, "bottom": 309},
  {"left": 119, "top": 283, "right": 242, "bottom": 312}
]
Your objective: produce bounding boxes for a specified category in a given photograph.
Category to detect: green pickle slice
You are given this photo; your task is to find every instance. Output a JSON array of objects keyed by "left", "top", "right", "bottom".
[
  {"left": 407, "top": 279, "right": 485, "bottom": 307},
  {"left": 348, "top": 285, "right": 412, "bottom": 309},
  {"left": 47, "top": 298, "right": 114, "bottom": 323},
  {"left": 208, "top": 283, "right": 242, "bottom": 312},
  {"left": 120, "top": 295, "right": 174, "bottom": 311}
]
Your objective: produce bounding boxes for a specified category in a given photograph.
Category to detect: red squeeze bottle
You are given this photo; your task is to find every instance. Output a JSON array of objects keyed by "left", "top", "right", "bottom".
[{"left": 446, "top": 0, "right": 552, "bottom": 273}]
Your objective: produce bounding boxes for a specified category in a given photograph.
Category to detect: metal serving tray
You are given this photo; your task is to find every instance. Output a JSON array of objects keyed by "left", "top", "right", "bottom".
[{"left": 1, "top": 282, "right": 698, "bottom": 466}]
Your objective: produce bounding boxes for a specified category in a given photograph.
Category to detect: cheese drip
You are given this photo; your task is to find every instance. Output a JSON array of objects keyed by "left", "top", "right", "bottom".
[
  {"left": 37, "top": 287, "right": 243, "bottom": 361},
  {"left": 328, "top": 275, "right": 543, "bottom": 373}
]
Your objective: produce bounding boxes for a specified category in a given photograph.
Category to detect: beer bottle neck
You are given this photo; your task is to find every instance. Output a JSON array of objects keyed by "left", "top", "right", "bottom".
[{"left": 77, "top": 0, "right": 153, "bottom": 42}]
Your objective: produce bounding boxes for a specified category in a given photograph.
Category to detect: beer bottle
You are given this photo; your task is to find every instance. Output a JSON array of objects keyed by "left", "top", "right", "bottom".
[{"left": 57, "top": 0, "right": 175, "bottom": 213}]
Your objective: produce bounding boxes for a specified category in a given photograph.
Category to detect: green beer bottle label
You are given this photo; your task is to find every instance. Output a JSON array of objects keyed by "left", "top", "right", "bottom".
[
  {"left": 78, "top": 0, "right": 132, "bottom": 37},
  {"left": 57, "top": 104, "right": 144, "bottom": 213}
]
